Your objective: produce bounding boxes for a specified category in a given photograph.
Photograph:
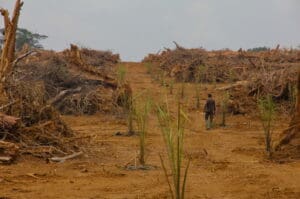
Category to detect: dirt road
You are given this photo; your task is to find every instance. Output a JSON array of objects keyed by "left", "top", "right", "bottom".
[{"left": 1, "top": 62, "right": 300, "bottom": 199}]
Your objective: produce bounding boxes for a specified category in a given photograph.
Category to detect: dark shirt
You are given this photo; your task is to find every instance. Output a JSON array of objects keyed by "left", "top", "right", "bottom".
[{"left": 204, "top": 98, "right": 216, "bottom": 113}]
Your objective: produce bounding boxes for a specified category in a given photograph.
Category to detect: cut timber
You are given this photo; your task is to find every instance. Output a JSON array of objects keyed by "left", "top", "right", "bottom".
[
  {"left": 49, "top": 151, "right": 83, "bottom": 163},
  {"left": 48, "top": 87, "right": 82, "bottom": 105},
  {"left": 0, "top": 156, "right": 12, "bottom": 163},
  {"left": 216, "top": 81, "right": 249, "bottom": 91}
]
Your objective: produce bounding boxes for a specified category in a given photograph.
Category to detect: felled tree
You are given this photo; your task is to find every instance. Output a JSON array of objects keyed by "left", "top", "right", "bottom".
[
  {"left": 276, "top": 68, "right": 300, "bottom": 152},
  {"left": 0, "top": 0, "right": 23, "bottom": 90}
]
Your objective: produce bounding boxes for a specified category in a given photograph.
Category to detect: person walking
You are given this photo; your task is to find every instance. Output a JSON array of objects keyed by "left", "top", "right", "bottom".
[{"left": 204, "top": 94, "right": 216, "bottom": 130}]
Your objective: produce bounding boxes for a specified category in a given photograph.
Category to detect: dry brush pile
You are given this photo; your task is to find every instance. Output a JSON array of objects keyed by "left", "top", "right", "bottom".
[
  {"left": 14, "top": 45, "right": 123, "bottom": 115},
  {"left": 275, "top": 70, "right": 300, "bottom": 160},
  {"left": 0, "top": 1, "right": 130, "bottom": 162},
  {"left": 143, "top": 43, "right": 299, "bottom": 114},
  {"left": 0, "top": 44, "right": 128, "bottom": 161}
]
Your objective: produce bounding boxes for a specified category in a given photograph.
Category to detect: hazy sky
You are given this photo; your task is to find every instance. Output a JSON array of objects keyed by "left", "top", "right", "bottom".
[{"left": 0, "top": 0, "right": 299, "bottom": 61}]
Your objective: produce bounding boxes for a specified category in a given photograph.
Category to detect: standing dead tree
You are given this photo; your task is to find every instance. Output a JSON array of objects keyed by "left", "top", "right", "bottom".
[
  {"left": 276, "top": 68, "right": 300, "bottom": 151},
  {"left": 0, "top": 0, "right": 24, "bottom": 100},
  {"left": 0, "top": 1, "right": 23, "bottom": 163}
]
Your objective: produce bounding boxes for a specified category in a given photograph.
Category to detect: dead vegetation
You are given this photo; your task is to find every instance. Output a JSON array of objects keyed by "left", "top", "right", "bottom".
[
  {"left": 0, "top": 1, "right": 130, "bottom": 162},
  {"left": 0, "top": 44, "right": 128, "bottom": 161},
  {"left": 143, "top": 43, "right": 299, "bottom": 115},
  {"left": 274, "top": 69, "right": 300, "bottom": 160},
  {"left": 143, "top": 43, "right": 300, "bottom": 160},
  {"left": 11, "top": 46, "right": 123, "bottom": 115}
]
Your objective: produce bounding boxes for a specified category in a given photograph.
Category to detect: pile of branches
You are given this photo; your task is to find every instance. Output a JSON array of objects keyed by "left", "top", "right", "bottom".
[
  {"left": 80, "top": 48, "right": 120, "bottom": 68},
  {"left": 12, "top": 45, "right": 125, "bottom": 115},
  {"left": 217, "top": 57, "right": 298, "bottom": 114},
  {"left": 1, "top": 103, "right": 75, "bottom": 159},
  {"left": 143, "top": 43, "right": 299, "bottom": 114},
  {"left": 1, "top": 46, "right": 126, "bottom": 161},
  {"left": 0, "top": 0, "right": 128, "bottom": 162},
  {"left": 143, "top": 42, "right": 246, "bottom": 82},
  {"left": 143, "top": 43, "right": 208, "bottom": 82},
  {"left": 143, "top": 42, "right": 300, "bottom": 82}
]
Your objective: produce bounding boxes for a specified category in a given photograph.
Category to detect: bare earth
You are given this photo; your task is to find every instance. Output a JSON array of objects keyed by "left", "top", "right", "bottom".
[{"left": 1, "top": 62, "right": 300, "bottom": 199}]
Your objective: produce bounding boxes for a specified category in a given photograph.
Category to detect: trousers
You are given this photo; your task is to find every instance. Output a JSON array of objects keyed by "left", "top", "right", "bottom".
[{"left": 205, "top": 112, "right": 214, "bottom": 129}]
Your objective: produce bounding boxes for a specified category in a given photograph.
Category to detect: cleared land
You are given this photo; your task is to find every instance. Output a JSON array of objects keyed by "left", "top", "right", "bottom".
[{"left": 1, "top": 62, "right": 299, "bottom": 199}]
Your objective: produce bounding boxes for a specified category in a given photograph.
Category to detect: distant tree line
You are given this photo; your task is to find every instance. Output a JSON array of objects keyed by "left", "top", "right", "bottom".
[
  {"left": 247, "top": 46, "right": 270, "bottom": 52},
  {"left": 0, "top": 28, "right": 47, "bottom": 50}
]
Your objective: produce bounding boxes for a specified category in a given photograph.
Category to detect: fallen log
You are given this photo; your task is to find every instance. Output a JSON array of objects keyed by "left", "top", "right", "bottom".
[
  {"left": 49, "top": 151, "right": 83, "bottom": 163},
  {"left": 48, "top": 87, "right": 82, "bottom": 105},
  {"left": 0, "top": 156, "right": 12, "bottom": 163},
  {"left": 12, "top": 50, "right": 36, "bottom": 67},
  {"left": 216, "top": 81, "right": 249, "bottom": 91}
]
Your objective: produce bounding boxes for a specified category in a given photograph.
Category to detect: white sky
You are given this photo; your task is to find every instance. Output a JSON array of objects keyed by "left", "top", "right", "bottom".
[{"left": 0, "top": 0, "right": 299, "bottom": 61}]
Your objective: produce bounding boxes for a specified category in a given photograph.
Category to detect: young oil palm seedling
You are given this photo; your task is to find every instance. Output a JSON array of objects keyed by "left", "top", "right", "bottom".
[
  {"left": 194, "top": 65, "right": 204, "bottom": 109},
  {"left": 134, "top": 96, "right": 152, "bottom": 166},
  {"left": 180, "top": 82, "right": 185, "bottom": 99},
  {"left": 160, "top": 70, "right": 167, "bottom": 87},
  {"left": 196, "top": 65, "right": 206, "bottom": 82},
  {"left": 288, "top": 83, "right": 297, "bottom": 113},
  {"left": 116, "top": 64, "right": 127, "bottom": 86},
  {"left": 119, "top": 91, "right": 135, "bottom": 135},
  {"left": 228, "top": 68, "right": 236, "bottom": 86},
  {"left": 220, "top": 91, "right": 230, "bottom": 127},
  {"left": 124, "top": 91, "right": 150, "bottom": 136},
  {"left": 157, "top": 101, "right": 190, "bottom": 199},
  {"left": 195, "top": 83, "right": 201, "bottom": 109},
  {"left": 258, "top": 95, "right": 276, "bottom": 158},
  {"left": 127, "top": 95, "right": 135, "bottom": 135},
  {"left": 144, "top": 62, "right": 153, "bottom": 75},
  {"left": 116, "top": 65, "right": 135, "bottom": 135},
  {"left": 212, "top": 76, "right": 217, "bottom": 88},
  {"left": 169, "top": 79, "right": 174, "bottom": 95}
]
